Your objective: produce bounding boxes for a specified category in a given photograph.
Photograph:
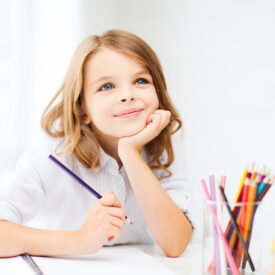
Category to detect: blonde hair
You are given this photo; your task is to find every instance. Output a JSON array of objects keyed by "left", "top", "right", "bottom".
[{"left": 41, "top": 29, "right": 182, "bottom": 176}]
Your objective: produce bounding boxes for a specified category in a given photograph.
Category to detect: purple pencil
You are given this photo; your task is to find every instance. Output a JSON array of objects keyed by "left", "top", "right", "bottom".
[{"left": 49, "top": 154, "right": 132, "bottom": 224}]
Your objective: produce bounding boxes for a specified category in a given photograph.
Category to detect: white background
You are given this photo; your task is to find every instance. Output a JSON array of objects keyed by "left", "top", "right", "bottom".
[{"left": 0, "top": 0, "right": 274, "bottom": 244}]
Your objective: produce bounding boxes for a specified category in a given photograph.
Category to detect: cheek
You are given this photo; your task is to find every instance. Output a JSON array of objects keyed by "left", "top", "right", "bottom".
[
  {"left": 147, "top": 92, "right": 159, "bottom": 112},
  {"left": 88, "top": 98, "right": 115, "bottom": 130},
  {"left": 90, "top": 106, "right": 106, "bottom": 124}
]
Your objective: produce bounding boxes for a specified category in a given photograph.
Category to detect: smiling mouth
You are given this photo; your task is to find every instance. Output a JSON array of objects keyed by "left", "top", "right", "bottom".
[{"left": 115, "top": 109, "right": 143, "bottom": 118}]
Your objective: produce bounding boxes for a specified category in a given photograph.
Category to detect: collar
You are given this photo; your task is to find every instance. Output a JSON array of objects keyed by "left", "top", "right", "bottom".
[{"left": 94, "top": 145, "right": 149, "bottom": 173}]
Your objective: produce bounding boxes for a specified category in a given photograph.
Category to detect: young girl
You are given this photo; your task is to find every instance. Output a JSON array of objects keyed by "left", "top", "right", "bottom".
[{"left": 0, "top": 29, "right": 194, "bottom": 258}]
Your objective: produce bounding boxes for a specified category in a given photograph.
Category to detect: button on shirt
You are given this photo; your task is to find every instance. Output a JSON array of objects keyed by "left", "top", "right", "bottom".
[{"left": 0, "top": 136, "right": 195, "bottom": 245}]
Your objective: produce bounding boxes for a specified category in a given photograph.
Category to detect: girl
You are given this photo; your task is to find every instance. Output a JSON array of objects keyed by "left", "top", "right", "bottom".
[{"left": 0, "top": 29, "right": 194, "bottom": 258}]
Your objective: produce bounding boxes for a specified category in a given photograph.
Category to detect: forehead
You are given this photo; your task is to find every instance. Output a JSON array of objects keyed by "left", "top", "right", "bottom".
[{"left": 85, "top": 48, "right": 148, "bottom": 78}]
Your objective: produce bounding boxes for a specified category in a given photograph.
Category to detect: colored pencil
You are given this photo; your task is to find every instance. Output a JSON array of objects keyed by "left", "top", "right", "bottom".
[
  {"left": 215, "top": 175, "right": 227, "bottom": 275},
  {"left": 235, "top": 167, "right": 248, "bottom": 205},
  {"left": 243, "top": 176, "right": 258, "bottom": 243},
  {"left": 205, "top": 166, "right": 273, "bottom": 273},
  {"left": 21, "top": 254, "right": 43, "bottom": 275},
  {"left": 230, "top": 169, "right": 253, "bottom": 252},
  {"left": 257, "top": 176, "right": 269, "bottom": 198},
  {"left": 236, "top": 173, "right": 258, "bottom": 266},
  {"left": 207, "top": 173, "right": 227, "bottom": 274},
  {"left": 257, "top": 180, "right": 271, "bottom": 201},
  {"left": 49, "top": 154, "right": 132, "bottom": 224},
  {"left": 235, "top": 176, "right": 250, "bottom": 267},
  {"left": 219, "top": 187, "right": 255, "bottom": 272},
  {"left": 259, "top": 165, "right": 266, "bottom": 182},
  {"left": 209, "top": 173, "right": 221, "bottom": 275},
  {"left": 201, "top": 177, "right": 240, "bottom": 275},
  {"left": 220, "top": 172, "right": 226, "bottom": 190},
  {"left": 242, "top": 176, "right": 274, "bottom": 269},
  {"left": 228, "top": 177, "right": 250, "bottom": 252},
  {"left": 225, "top": 167, "right": 251, "bottom": 244}
]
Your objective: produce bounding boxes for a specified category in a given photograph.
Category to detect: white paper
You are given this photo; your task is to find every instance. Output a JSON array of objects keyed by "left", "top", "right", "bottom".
[{"left": 0, "top": 246, "right": 177, "bottom": 275}]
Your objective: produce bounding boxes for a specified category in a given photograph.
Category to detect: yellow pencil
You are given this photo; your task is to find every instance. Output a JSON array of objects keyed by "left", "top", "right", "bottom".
[{"left": 234, "top": 164, "right": 251, "bottom": 206}]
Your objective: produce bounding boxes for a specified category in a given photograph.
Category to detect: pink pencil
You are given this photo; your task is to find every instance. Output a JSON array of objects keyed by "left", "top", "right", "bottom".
[
  {"left": 221, "top": 172, "right": 226, "bottom": 190},
  {"left": 201, "top": 177, "right": 240, "bottom": 275}
]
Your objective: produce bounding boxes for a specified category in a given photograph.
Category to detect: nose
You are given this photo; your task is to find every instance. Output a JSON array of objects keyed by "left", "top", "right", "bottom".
[
  {"left": 121, "top": 97, "right": 135, "bottom": 103},
  {"left": 119, "top": 87, "right": 136, "bottom": 103}
]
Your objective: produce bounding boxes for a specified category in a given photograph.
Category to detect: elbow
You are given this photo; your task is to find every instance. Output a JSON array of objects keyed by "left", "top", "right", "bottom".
[
  {"left": 165, "top": 250, "right": 182, "bottom": 258},
  {"left": 162, "top": 237, "right": 191, "bottom": 258},
  {"left": 163, "top": 229, "right": 193, "bottom": 258},
  {"left": 164, "top": 243, "right": 188, "bottom": 258}
]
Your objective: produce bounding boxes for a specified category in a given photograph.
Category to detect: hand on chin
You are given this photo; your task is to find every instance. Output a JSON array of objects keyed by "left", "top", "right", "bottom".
[{"left": 118, "top": 109, "right": 171, "bottom": 155}]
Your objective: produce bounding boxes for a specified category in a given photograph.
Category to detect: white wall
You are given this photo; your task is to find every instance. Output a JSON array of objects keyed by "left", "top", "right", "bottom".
[
  {"left": 79, "top": 0, "right": 275, "bottom": 242},
  {"left": 1, "top": 0, "right": 274, "bottom": 243}
]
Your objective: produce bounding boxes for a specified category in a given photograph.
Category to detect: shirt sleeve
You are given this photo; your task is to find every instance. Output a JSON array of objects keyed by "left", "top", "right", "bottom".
[
  {"left": 0, "top": 152, "right": 46, "bottom": 224},
  {"left": 156, "top": 141, "right": 197, "bottom": 231}
]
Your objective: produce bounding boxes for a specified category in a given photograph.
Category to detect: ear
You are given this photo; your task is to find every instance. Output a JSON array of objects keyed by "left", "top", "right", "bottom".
[
  {"left": 78, "top": 91, "right": 92, "bottom": 125},
  {"left": 81, "top": 113, "right": 91, "bottom": 125}
]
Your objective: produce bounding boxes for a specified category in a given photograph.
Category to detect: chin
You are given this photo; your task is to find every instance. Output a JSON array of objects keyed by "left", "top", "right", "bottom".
[{"left": 116, "top": 123, "right": 145, "bottom": 138}]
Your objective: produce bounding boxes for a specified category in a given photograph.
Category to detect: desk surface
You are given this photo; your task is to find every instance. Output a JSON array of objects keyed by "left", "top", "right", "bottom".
[
  {"left": 1, "top": 243, "right": 273, "bottom": 274},
  {"left": 0, "top": 244, "right": 202, "bottom": 275}
]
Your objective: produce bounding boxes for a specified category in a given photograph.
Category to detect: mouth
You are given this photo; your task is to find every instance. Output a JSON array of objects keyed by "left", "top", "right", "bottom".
[{"left": 114, "top": 108, "right": 143, "bottom": 118}]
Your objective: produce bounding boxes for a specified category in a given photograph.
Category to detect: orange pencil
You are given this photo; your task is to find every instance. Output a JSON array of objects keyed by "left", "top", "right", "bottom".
[
  {"left": 244, "top": 175, "right": 260, "bottom": 242},
  {"left": 241, "top": 175, "right": 258, "bottom": 261},
  {"left": 235, "top": 175, "right": 251, "bottom": 267}
]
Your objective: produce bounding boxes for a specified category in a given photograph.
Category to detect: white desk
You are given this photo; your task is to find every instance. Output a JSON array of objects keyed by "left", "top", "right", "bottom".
[
  {"left": 141, "top": 243, "right": 202, "bottom": 274},
  {"left": 1, "top": 243, "right": 273, "bottom": 274},
  {"left": 0, "top": 244, "right": 202, "bottom": 275}
]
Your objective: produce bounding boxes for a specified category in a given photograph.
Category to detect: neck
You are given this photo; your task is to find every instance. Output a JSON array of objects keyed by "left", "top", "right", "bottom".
[{"left": 95, "top": 134, "right": 122, "bottom": 169}]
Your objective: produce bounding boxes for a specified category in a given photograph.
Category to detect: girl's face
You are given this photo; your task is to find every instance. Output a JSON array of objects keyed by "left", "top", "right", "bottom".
[{"left": 83, "top": 48, "right": 159, "bottom": 141}]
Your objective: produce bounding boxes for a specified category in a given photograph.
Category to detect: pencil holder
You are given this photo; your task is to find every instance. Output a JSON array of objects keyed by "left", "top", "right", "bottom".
[{"left": 202, "top": 200, "right": 263, "bottom": 275}]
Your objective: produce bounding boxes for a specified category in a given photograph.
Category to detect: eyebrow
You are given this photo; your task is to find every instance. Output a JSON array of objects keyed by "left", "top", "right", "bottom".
[{"left": 91, "top": 70, "right": 150, "bottom": 87}]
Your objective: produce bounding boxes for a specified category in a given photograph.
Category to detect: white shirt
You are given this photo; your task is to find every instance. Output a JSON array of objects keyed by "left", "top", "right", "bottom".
[{"left": 0, "top": 135, "right": 195, "bottom": 245}]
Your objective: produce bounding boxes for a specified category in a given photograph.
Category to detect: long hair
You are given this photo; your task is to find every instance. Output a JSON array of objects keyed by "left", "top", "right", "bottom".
[{"left": 41, "top": 29, "right": 182, "bottom": 176}]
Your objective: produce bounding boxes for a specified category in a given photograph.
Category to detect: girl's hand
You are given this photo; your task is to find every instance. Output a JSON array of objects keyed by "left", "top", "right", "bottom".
[
  {"left": 118, "top": 109, "right": 171, "bottom": 155},
  {"left": 75, "top": 190, "right": 125, "bottom": 254}
]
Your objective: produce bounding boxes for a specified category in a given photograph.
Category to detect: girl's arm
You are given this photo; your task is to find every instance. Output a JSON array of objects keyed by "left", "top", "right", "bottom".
[
  {"left": 0, "top": 191, "right": 125, "bottom": 257},
  {"left": 118, "top": 110, "right": 193, "bottom": 258},
  {"left": 0, "top": 220, "right": 78, "bottom": 257}
]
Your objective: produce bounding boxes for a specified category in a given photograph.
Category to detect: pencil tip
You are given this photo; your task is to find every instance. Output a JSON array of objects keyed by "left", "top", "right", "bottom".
[{"left": 126, "top": 218, "right": 133, "bottom": 225}]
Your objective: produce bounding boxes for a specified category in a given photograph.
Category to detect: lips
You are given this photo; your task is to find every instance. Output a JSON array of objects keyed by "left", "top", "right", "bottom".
[{"left": 114, "top": 108, "right": 143, "bottom": 117}]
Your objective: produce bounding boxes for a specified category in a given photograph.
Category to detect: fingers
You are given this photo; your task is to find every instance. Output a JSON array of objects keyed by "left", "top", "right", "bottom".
[
  {"left": 154, "top": 110, "right": 171, "bottom": 127},
  {"left": 107, "top": 206, "right": 125, "bottom": 221},
  {"left": 98, "top": 190, "right": 126, "bottom": 227},
  {"left": 147, "top": 110, "right": 171, "bottom": 130},
  {"left": 108, "top": 215, "right": 125, "bottom": 229},
  {"left": 100, "top": 190, "right": 122, "bottom": 208},
  {"left": 106, "top": 215, "right": 124, "bottom": 242},
  {"left": 107, "top": 226, "right": 122, "bottom": 242}
]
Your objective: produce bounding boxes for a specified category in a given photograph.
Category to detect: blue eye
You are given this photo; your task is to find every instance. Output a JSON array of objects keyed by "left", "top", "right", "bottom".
[
  {"left": 135, "top": 78, "right": 148, "bottom": 85},
  {"left": 100, "top": 83, "right": 114, "bottom": 91}
]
